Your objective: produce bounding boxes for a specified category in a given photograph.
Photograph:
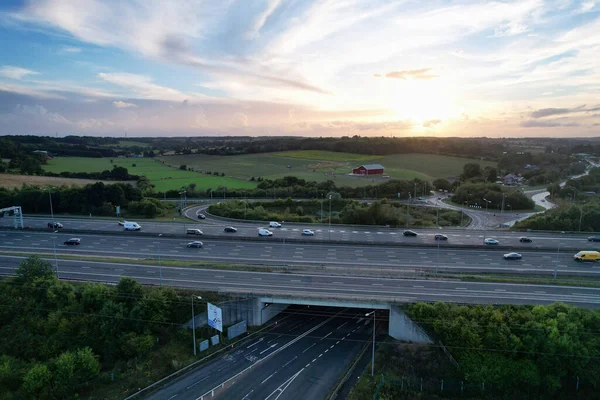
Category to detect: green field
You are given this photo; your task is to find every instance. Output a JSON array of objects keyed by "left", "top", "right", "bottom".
[
  {"left": 158, "top": 151, "right": 497, "bottom": 186},
  {"left": 43, "top": 157, "right": 257, "bottom": 192}
]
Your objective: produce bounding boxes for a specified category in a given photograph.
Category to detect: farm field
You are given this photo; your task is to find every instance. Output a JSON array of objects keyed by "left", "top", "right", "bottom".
[
  {"left": 158, "top": 151, "right": 497, "bottom": 185},
  {"left": 43, "top": 157, "right": 256, "bottom": 192},
  {"left": 0, "top": 173, "right": 132, "bottom": 188}
]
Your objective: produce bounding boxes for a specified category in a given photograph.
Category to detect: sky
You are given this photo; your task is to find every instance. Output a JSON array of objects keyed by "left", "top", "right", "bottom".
[{"left": 0, "top": 0, "right": 599, "bottom": 138}]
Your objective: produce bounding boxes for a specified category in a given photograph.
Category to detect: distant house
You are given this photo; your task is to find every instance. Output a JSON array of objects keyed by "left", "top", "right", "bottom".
[
  {"left": 352, "top": 164, "right": 384, "bottom": 175},
  {"left": 31, "top": 150, "right": 51, "bottom": 160},
  {"left": 503, "top": 173, "right": 520, "bottom": 185}
]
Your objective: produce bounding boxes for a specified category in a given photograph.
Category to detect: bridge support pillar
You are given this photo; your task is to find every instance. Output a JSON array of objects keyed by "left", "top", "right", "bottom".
[{"left": 388, "top": 306, "right": 432, "bottom": 343}]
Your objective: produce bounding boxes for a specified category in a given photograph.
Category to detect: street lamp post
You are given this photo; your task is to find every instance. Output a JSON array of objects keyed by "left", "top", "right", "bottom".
[
  {"left": 158, "top": 234, "right": 163, "bottom": 287},
  {"left": 192, "top": 295, "right": 202, "bottom": 355},
  {"left": 320, "top": 197, "right": 323, "bottom": 224},
  {"left": 53, "top": 230, "right": 59, "bottom": 278},
  {"left": 48, "top": 189, "right": 55, "bottom": 223},
  {"left": 405, "top": 196, "right": 410, "bottom": 229},
  {"left": 328, "top": 195, "right": 332, "bottom": 241},
  {"left": 483, "top": 198, "right": 491, "bottom": 244},
  {"left": 365, "top": 310, "right": 376, "bottom": 377}
]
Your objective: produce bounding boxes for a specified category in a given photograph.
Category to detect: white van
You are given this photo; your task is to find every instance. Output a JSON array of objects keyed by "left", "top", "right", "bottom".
[
  {"left": 258, "top": 228, "right": 273, "bottom": 236},
  {"left": 269, "top": 221, "right": 282, "bottom": 228},
  {"left": 123, "top": 221, "right": 141, "bottom": 231}
]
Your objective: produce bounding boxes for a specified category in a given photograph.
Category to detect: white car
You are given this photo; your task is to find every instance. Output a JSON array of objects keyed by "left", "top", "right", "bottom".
[
  {"left": 503, "top": 252, "right": 522, "bottom": 260},
  {"left": 258, "top": 228, "right": 273, "bottom": 236},
  {"left": 302, "top": 229, "right": 315, "bottom": 236},
  {"left": 269, "top": 221, "right": 282, "bottom": 228},
  {"left": 484, "top": 238, "right": 499, "bottom": 245}
]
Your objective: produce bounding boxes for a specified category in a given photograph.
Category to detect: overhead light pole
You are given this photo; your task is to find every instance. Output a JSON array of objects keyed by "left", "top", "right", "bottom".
[
  {"left": 483, "top": 198, "right": 491, "bottom": 243},
  {"left": 365, "top": 310, "right": 376, "bottom": 377},
  {"left": 192, "top": 295, "right": 202, "bottom": 355},
  {"left": 328, "top": 195, "right": 332, "bottom": 241},
  {"left": 158, "top": 234, "right": 163, "bottom": 287}
]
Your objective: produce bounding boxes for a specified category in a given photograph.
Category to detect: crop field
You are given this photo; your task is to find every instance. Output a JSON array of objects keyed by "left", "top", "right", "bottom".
[
  {"left": 43, "top": 157, "right": 256, "bottom": 192},
  {"left": 0, "top": 173, "right": 131, "bottom": 188},
  {"left": 158, "top": 151, "right": 497, "bottom": 186}
]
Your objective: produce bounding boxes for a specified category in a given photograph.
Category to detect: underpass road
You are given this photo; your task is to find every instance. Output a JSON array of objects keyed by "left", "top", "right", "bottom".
[
  {"left": 1, "top": 255, "right": 600, "bottom": 308},
  {"left": 3, "top": 214, "right": 600, "bottom": 251},
  {"left": 2, "top": 231, "right": 600, "bottom": 276}
]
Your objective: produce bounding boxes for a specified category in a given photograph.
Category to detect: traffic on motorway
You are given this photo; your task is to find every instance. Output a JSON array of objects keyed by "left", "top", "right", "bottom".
[{"left": 3, "top": 214, "right": 600, "bottom": 251}]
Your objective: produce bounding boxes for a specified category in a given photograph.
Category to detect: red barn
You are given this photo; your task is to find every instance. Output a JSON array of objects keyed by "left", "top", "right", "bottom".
[{"left": 352, "top": 164, "right": 384, "bottom": 175}]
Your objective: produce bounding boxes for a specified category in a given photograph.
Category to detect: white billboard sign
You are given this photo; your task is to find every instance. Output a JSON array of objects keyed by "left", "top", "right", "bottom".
[{"left": 207, "top": 302, "right": 223, "bottom": 332}]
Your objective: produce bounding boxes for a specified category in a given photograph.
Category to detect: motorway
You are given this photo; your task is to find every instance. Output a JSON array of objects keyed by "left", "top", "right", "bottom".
[
  {"left": 2, "top": 231, "right": 600, "bottom": 276},
  {"left": 145, "top": 306, "right": 373, "bottom": 400},
  {"left": 4, "top": 214, "right": 599, "bottom": 250},
  {"left": 1, "top": 255, "right": 600, "bottom": 307}
]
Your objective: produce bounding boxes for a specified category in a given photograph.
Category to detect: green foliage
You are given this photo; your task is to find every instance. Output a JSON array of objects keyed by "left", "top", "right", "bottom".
[
  {"left": 0, "top": 272, "right": 202, "bottom": 399},
  {"left": 14, "top": 255, "right": 55, "bottom": 285},
  {"left": 461, "top": 162, "right": 482, "bottom": 180},
  {"left": 407, "top": 302, "right": 600, "bottom": 397},
  {"left": 452, "top": 182, "right": 535, "bottom": 210}
]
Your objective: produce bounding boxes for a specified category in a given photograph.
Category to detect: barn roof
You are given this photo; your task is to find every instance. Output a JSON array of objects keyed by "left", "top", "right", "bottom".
[{"left": 360, "top": 164, "right": 385, "bottom": 170}]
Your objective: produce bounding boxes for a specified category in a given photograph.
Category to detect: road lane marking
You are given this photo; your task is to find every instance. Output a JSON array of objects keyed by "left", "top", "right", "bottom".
[
  {"left": 186, "top": 376, "right": 208, "bottom": 390},
  {"left": 413, "top": 285, "right": 424, "bottom": 288},
  {"left": 321, "top": 332, "right": 332, "bottom": 340},
  {"left": 495, "top": 289, "right": 506, "bottom": 292},
  {"left": 456, "top": 287, "right": 467, "bottom": 290},
  {"left": 261, "top": 372, "right": 276, "bottom": 384},
  {"left": 302, "top": 343, "right": 316, "bottom": 354},
  {"left": 246, "top": 338, "right": 263, "bottom": 348},
  {"left": 337, "top": 322, "right": 347, "bottom": 330},
  {"left": 372, "top": 283, "right": 383, "bottom": 286},
  {"left": 535, "top": 291, "right": 546, "bottom": 294}
]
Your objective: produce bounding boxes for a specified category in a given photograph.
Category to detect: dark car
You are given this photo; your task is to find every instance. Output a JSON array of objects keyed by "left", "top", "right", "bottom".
[
  {"left": 48, "top": 222, "right": 63, "bottom": 229},
  {"left": 403, "top": 230, "right": 418, "bottom": 236},
  {"left": 519, "top": 237, "right": 533, "bottom": 243},
  {"left": 224, "top": 226, "right": 237, "bottom": 233},
  {"left": 64, "top": 238, "right": 81, "bottom": 245},
  {"left": 197, "top": 213, "right": 206, "bottom": 220},
  {"left": 434, "top": 234, "right": 448, "bottom": 240},
  {"left": 187, "top": 241, "right": 203, "bottom": 248},
  {"left": 588, "top": 236, "right": 600, "bottom": 242}
]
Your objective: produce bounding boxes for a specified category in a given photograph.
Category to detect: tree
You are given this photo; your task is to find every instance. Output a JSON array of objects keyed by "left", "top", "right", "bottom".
[
  {"left": 432, "top": 178, "right": 452, "bottom": 191},
  {"left": 461, "top": 163, "right": 482, "bottom": 180},
  {"left": 22, "top": 363, "right": 52, "bottom": 399},
  {"left": 15, "top": 256, "right": 55, "bottom": 285},
  {"left": 179, "top": 164, "right": 187, "bottom": 170},
  {"left": 20, "top": 156, "right": 43, "bottom": 175},
  {"left": 110, "top": 165, "right": 129, "bottom": 180},
  {"left": 484, "top": 166, "right": 498, "bottom": 182}
]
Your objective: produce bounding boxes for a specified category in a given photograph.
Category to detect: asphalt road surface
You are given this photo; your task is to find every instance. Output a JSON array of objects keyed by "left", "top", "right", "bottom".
[
  {"left": 1, "top": 255, "right": 599, "bottom": 308},
  {"left": 4, "top": 214, "right": 599, "bottom": 250},
  {"left": 145, "top": 306, "right": 373, "bottom": 400},
  {"left": 2, "top": 231, "right": 600, "bottom": 276}
]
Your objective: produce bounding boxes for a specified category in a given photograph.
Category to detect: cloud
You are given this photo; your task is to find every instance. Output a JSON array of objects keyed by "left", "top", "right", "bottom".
[
  {"left": 234, "top": 112, "right": 249, "bottom": 127},
  {"left": 245, "top": 0, "right": 282, "bottom": 39},
  {"left": 531, "top": 105, "right": 600, "bottom": 118},
  {"left": 376, "top": 68, "right": 438, "bottom": 80},
  {"left": 98, "top": 73, "right": 189, "bottom": 101},
  {"left": 0, "top": 66, "right": 39, "bottom": 80},
  {"left": 423, "top": 119, "right": 442, "bottom": 127},
  {"left": 113, "top": 100, "right": 137, "bottom": 108},
  {"left": 520, "top": 119, "right": 580, "bottom": 127},
  {"left": 13, "top": 104, "right": 71, "bottom": 124},
  {"left": 61, "top": 46, "right": 82, "bottom": 53}
]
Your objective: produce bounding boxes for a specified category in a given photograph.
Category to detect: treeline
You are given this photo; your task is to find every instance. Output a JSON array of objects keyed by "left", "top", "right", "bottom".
[
  {"left": 157, "top": 176, "right": 433, "bottom": 201},
  {"left": 208, "top": 198, "right": 468, "bottom": 227},
  {"left": 407, "top": 302, "right": 600, "bottom": 398},
  {"left": 43, "top": 165, "right": 139, "bottom": 181},
  {"left": 0, "top": 256, "right": 209, "bottom": 399},
  {"left": 0, "top": 136, "right": 122, "bottom": 159},
  {"left": 0, "top": 182, "right": 171, "bottom": 218},
  {"left": 499, "top": 152, "right": 587, "bottom": 185},
  {"left": 452, "top": 183, "right": 535, "bottom": 210}
]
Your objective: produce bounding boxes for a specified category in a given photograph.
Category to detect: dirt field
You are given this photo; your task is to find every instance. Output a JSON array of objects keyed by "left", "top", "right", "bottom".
[{"left": 0, "top": 174, "right": 135, "bottom": 189}]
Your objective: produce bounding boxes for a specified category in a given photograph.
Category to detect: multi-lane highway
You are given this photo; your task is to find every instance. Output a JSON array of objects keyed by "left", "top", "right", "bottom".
[
  {"left": 145, "top": 306, "right": 373, "bottom": 400},
  {"left": 1, "top": 255, "right": 599, "bottom": 307},
  {"left": 2, "top": 231, "right": 599, "bottom": 276},
  {"left": 3, "top": 214, "right": 599, "bottom": 250}
]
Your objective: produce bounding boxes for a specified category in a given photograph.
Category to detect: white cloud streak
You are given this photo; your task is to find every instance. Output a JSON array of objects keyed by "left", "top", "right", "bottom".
[{"left": 0, "top": 66, "right": 39, "bottom": 80}]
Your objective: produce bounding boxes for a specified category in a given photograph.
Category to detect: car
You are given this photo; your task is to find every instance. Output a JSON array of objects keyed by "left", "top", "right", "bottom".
[
  {"left": 417, "top": 197, "right": 425, "bottom": 200},
  {"left": 484, "top": 238, "right": 499, "bottom": 245},
  {"left": 434, "top": 234, "right": 448, "bottom": 240},
  {"left": 503, "top": 252, "right": 522, "bottom": 260},
  {"left": 186, "top": 241, "right": 203, "bottom": 248},
  {"left": 258, "top": 228, "right": 273, "bottom": 236},
  {"left": 186, "top": 228, "right": 203, "bottom": 235},
  {"left": 48, "top": 222, "right": 63, "bottom": 229},
  {"left": 519, "top": 237, "right": 533, "bottom": 243},
  {"left": 64, "top": 238, "right": 81, "bottom": 245},
  {"left": 403, "top": 230, "right": 418, "bottom": 236},
  {"left": 269, "top": 221, "right": 282, "bottom": 228},
  {"left": 302, "top": 229, "right": 315, "bottom": 236},
  {"left": 588, "top": 236, "right": 600, "bottom": 242},
  {"left": 197, "top": 213, "right": 206, "bottom": 220},
  {"left": 541, "top": 199, "right": 546, "bottom": 202},
  {"left": 224, "top": 226, "right": 237, "bottom": 233}
]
